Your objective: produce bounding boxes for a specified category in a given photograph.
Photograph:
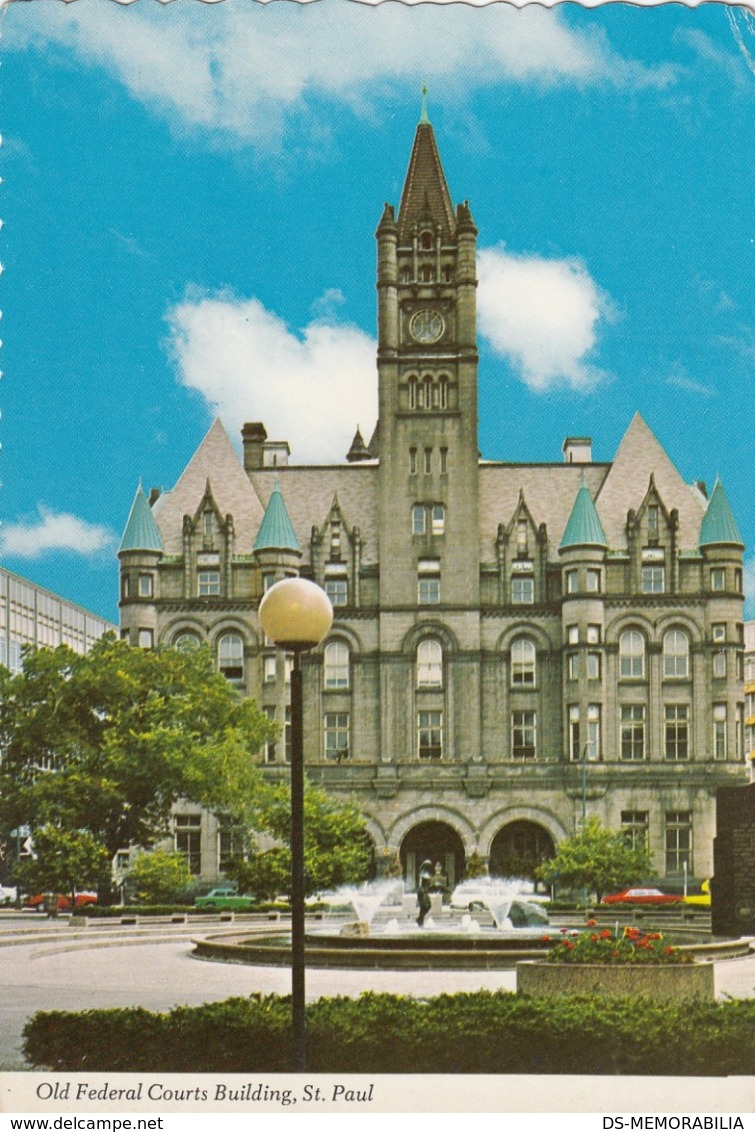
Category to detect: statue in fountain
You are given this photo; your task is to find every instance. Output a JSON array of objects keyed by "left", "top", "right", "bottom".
[{"left": 417, "top": 859, "right": 433, "bottom": 926}]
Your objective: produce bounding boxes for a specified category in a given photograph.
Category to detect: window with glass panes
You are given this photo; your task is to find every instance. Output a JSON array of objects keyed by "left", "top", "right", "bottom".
[
  {"left": 417, "top": 638, "right": 443, "bottom": 687},
  {"left": 665, "top": 704, "right": 689, "bottom": 761},
  {"left": 418, "top": 574, "right": 440, "bottom": 604},
  {"left": 417, "top": 711, "right": 443, "bottom": 759},
  {"left": 568, "top": 705, "right": 580, "bottom": 761},
  {"left": 621, "top": 810, "right": 649, "bottom": 852},
  {"left": 325, "top": 577, "right": 348, "bottom": 606},
  {"left": 620, "top": 630, "right": 645, "bottom": 678},
  {"left": 218, "top": 821, "right": 245, "bottom": 873},
  {"left": 511, "top": 710, "right": 537, "bottom": 760},
  {"left": 218, "top": 633, "right": 244, "bottom": 681},
  {"left": 324, "top": 712, "right": 349, "bottom": 761},
  {"left": 511, "top": 575, "right": 534, "bottom": 604},
  {"left": 323, "top": 641, "right": 349, "bottom": 688},
  {"left": 665, "top": 811, "right": 692, "bottom": 875},
  {"left": 586, "top": 652, "right": 601, "bottom": 680},
  {"left": 198, "top": 570, "right": 220, "bottom": 596},
  {"left": 642, "top": 566, "right": 664, "bottom": 594},
  {"left": 620, "top": 704, "right": 645, "bottom": 761},
  {"left": 663, "top": 629, "right": 689, "bottom": 678},
  {"left": 713, "top": 704, "right": 727, "bottom": 759},
  {"left": 511, "top": 638, "right": 536, "bottom": 686},
  {"left": 174, "top": 814, "right": 202, "bottom": 874}
]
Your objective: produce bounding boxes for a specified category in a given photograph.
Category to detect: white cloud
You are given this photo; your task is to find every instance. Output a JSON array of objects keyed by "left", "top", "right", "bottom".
[
  {"left": 0, "top": 506, "right": 117, "bottom": 559},
  {"left": 477, "top": 245, "right": 614, "bottom": 393},
  {"left": 666, "top": 370, "right": 716, "bottom": 398},
  {"left": 6, "top": 2, "right": 676, "bottom": 149},
  {"left": 166, "top": 289, "right": 377, "bottom": 464}
]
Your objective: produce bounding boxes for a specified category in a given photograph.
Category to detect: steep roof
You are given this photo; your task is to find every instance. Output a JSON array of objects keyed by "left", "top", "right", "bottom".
[
  {"left": 699, "top": 479, "right": 744, "bottom": 548},
  {"left": 120, "top": 484, "right": 163, "bottom": 553},
  {"left": 594, "top": 413, "right": 706, "bottom": 550},
  {"left": 151, "top": 419, "right": 264, "bottom": 555},
  {"left": 560, "top": 478, "right": 607, "bottom": 549},
  {"left": 254, "top": 479, "right": 300, "bottom": 552},
  {"left": 396, "top": 118, "right": 456, "bottom": 243}
]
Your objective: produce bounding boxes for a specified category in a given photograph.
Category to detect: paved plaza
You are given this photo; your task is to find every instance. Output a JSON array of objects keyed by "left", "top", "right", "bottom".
[{"left": 1, "top": 915, "right": 753, "bottom": 1071}]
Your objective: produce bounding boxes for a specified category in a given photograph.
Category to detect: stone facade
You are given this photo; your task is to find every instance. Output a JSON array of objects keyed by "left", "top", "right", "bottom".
[{"left": 119, "top": 113, "right": 749, "bottom": 888}]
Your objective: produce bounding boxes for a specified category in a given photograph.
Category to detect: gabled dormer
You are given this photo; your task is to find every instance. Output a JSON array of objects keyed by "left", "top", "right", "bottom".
[{"left": 310, "top": 495, "right": 362, "bottom": 609}]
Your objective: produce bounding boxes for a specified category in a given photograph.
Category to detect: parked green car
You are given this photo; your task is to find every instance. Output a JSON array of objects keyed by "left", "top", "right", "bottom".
[{"left": 194, "top": 888, "right": 255, "bottom": 911}]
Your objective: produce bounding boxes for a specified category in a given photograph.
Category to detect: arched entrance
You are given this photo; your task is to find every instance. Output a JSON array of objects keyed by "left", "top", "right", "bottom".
[
  {"left": 400, "top": 821, "right": 465, "bottom": 892},
  {"left": 489, "top": 821, "right": 555, "bottom": 885}
]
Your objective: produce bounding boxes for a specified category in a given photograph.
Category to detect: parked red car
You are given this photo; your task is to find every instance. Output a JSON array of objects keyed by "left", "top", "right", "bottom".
[
  {"left": 24, "top": 892, "right": 98, "bottom": 912},
  {"left": 602, "top": 887, "right": 682, "bottom": 906}
]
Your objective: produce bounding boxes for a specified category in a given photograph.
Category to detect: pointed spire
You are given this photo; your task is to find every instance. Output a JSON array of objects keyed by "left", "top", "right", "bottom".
[
  {"left": 120, "top": 483, "right": 164, "bottom": 553},
  {"left": 397, "top": 106, "right": 455, "bottom": 243},
  {"left": 420, "top": 81, "right": 429, "bottom": 124},
  {"left": 699, "top": 478, "right": 744, "bottom": 548},
  {"left": 254, "top": 479, "right": 300, "bottom": 552},
  {"left": 560, "top": 477, "right": 607, "bottom": 550},
  {"left": 346, "top": 426, "right": 371, "bottom": 463}
]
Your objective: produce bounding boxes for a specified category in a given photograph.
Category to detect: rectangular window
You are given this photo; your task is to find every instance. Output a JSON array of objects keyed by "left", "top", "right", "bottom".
[
  {"left": 418, "top": 710, "right": 443, "bottom": 760},
  {"left": 198, "top": 570, "right": 220, "bottom": 597},
  {"left": 647, "top": 505, "right": 659, "bottom": 537},
  {"left": 138, "top": 629, "right": 154, "bottom": 650},
  {"left": 586, "top": 704, "right": 601, "bottom": 762},
  {"left": 586, "top": 568, "right": 601, "bottom": 593},
  {"left": 587, "top": 624, "right": 601, "bottom": 644},
  {"left": 412, "top": 504, "right": 426, "bottom": 535},
  {"left": 735, "top": 568, "right": 743, "bottom": 593},
  {"left": 567, "top": 626, "right": 579, "bottom": 645},
  {"left": 418, "top": 576, "right": 440, "bottom": 605},
  {"left": 620, "top": 705, "right": 646, "bottom": 761},
  {"left": 431, "top": 505, "right": 445, "bottom": 536},
  {"left": 587, "top": 653, "right": 601, "bottom": 680},
  {"left": 713, "top": 649, "right": 727, "bottom": 679},
  {"left": 736, "top": 703, "right": 743, "bottom": 760},
  {"left": 665, "top": 704, "right": 689, "bottom": 761},
  {"left": 409, "top": 448, "right": 417, "bottom": 475},
  {"left": 567, "top": 653, "right": 580, "bottom": 681},
  {"left": 622, "top": 810, "right": 649, "bottom": 853},
  {"left": 511, "top": 576, "right": 534, "bottom": 605},
  {"left": 642, "top": 566, "right": 665, "bottom": 594},
  {"left": 174, "top": 814, "right": 202, "bottom": 875},
  {"left": 324, "top": 712, "right": 350, "bottom": 761},
  {"left": 746, "top": 691, "right": 755, "bottom": 719},
  {"left": 569, "top": 705, "right": 580, "bottom": 762},
  {"left": 138, "top": 573, "right": 153, "bottom": 598},
  {"left": 665, "top": 811, "right": 692, "bottom": 875},
  {"left": 325, "top": 578, "right": 348, "bottom": 607},
  {"left": 511, "top": 710, "right": 537, "bottom": 760},
  {"left": 714, "top": 703, "right": 727, "bottom": 760},
  {"left": 263, "top": 707, "right": 276, "bottom": 763},
  {"left": 712, "top": 624, "right": 726, "bottom": 643},
  {"left": 263, "top": 655, "right": 276, "bottom": 683},
  {"left": 218, "top": 822, "right": 244, "bottom": 874},
  {"left": 566, "top": 570, "right": 579, "bottom": 594},
  {"left": 424, "top": 448, "right": 432, "bottom": 475},
  {"left": 711, "top": 568, "right": 726, "bottom": 592},
  {"left": 121, "top": 575, "right": 130, "bottom": 600}
]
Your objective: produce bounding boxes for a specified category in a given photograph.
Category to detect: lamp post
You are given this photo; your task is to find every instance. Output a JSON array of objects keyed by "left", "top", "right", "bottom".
[{"left": 258, "top": 577, "right": 333, "bottom": 1072}]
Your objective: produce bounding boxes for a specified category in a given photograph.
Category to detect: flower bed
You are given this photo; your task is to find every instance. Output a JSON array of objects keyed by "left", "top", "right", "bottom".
[{"left": 517, "top": 922, "right": 714, "bottom": 1002}]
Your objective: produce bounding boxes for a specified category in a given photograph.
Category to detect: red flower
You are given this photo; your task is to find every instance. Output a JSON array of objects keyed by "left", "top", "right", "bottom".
[
  {"left": 612, "top": 950, "right": 621, "bottom": 958},
  {"left": 586, "top": 919, "right": 597, "bottom": 927},
  {"left": 599, "top": 929, "right": 612, "bottom": 939},
  {"left": 540, "top": 935, "right": 551, "bottom": 942}
]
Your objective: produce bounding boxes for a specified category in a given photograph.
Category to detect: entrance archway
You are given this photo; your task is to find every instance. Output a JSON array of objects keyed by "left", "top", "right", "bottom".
[
  {"left": 400, "top": 821, "right": 465, "bottom": 892},
  {"left": 489, "top": 821, "right": 555, "bottom": 884}
]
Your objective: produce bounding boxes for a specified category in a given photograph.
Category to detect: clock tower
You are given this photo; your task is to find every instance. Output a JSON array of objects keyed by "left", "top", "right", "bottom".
[{"left": 375, "top": 98, "right": 480, "bottom": 608}]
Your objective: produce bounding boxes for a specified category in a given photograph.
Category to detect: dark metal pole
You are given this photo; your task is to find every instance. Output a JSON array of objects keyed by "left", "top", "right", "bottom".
[{"left": 290, "top": 650, "right": 306, "bottom": 1072}]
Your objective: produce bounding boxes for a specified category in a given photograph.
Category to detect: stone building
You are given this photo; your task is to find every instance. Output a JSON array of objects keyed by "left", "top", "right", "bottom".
[{"left": 119, "top": 109, "right": 749, "bottom": 888}]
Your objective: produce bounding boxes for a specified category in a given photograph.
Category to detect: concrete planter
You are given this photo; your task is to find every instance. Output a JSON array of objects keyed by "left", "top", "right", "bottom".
[{"left": 517, "top": 960, "right": 715, "bottom": 1002}]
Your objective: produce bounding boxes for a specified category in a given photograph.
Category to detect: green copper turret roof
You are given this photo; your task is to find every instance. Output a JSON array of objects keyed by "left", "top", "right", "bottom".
[
  {"left": 560, "top": 479, "right": 607, "bottom": 549},
  {"left": 120, "top": 484, "right": 163, "bottom": 553},
  {"left": 254, "top": 479, "right": 300, "bottom": 552},
  {"left": 699, "top": 478, "right": 744, "bottom": 548}
]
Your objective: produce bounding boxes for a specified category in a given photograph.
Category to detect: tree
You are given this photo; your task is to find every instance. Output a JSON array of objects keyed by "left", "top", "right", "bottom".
[
  {"left": 0, "top": 637, "right": 274, "bottom": 901},
  {"left": 126, "top": 849, "right": 193, "bottom": 906},
  {"left": 226, "top": 779, "right": 373, "bottom": 899},
  {"left": 16, "top": 825, "right": 110, "bottom": 907},
  {"left": 536, "top": 816, "right": 652, "bottom": 904}
]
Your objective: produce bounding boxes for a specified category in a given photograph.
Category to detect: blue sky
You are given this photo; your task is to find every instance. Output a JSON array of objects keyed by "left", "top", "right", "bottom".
[{"left": 0, "top": 0, "right": 753, "bottom": 624}]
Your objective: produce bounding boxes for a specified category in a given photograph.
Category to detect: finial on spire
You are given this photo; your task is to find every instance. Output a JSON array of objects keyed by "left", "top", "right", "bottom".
[{"left": 420, "top": 81, "right": 429, "bottom": 124}]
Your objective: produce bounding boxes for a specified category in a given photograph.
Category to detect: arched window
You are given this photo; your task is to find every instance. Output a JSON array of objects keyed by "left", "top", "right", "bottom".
[
  {"left": 323, "top": 641, "right": 350, "bottom": 689},
  {"left": 663, "top": 629, "right": 689, "bottom": 678},
  {"left": 619, "top": 630, "right": 645, "bottom": 678},
  {"left": 438, "top": 375, "right": 448, "bottom": 410},
  {"left": 422, "top": 374, "right": 433, "bottom": 409},
  {"left": 420, "top": 230, "right": 433, "bottom": 250},
  {"left": 417, "top": 638, "right": 443, "bottom": 687},
  {"left": 408, "top": 376, "right": 417, "bottom": 411},
  {"left": 511, "top": 638, "right": 536, "bottom": 687},
  {"left": 217, "top": 632, "right": 244, "bottom": 682},
  {"left": 174, "top": 631, "right": 201, "bottom": 652}
]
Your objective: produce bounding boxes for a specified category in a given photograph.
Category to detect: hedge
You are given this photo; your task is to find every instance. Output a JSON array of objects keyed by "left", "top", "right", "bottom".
[
  {"left": 70, "top": 902, "right": 292, "bottom": 918},
  {"left": 23, "top": 992, "right": 755, "bottom": 1076}
]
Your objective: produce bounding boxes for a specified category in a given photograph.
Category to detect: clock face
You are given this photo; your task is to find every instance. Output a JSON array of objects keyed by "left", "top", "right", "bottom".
[{"left": 410, "top": 309, "right": 444, "bottom": 344}]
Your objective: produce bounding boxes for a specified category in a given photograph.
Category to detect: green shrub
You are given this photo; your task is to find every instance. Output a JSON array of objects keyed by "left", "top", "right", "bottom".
[{"left": 23, "top": 992, "right": 755, "bottom": 1076}]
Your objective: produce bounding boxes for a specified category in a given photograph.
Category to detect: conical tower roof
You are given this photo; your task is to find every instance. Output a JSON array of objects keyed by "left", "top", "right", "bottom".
[
  {"left": 560, "top": 478, "right": 607, "bottom": 550},
  {"left": 397, "top": 96, "right": 456, "bottom": 243},
  {"left": 120, "top": 484, "right": 163, "bottom": 553},
  {"left": 699, "top": 478, "right": 744, "bottom": 548},
  {"left": 346, "top": 426, "right": 371, "bottom": 463},
  {"left": 253, "top": 479, "right": 300, "bottom": 552}
]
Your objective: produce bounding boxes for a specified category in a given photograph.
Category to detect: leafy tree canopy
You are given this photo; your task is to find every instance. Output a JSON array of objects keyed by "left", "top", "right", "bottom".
[
  {"left": 226, "top": 779, "right": 373, "bottom": 899},
  {"left": 536, "top": 816, "right": 652, "bottom": 904},
  {"left": 0, "top": 638, "right": 274, "bottom": 876},
  {"left": 16, "top": 825, "right": 110, "bottom": 904},
  {"left": 126, "top": 849, "right": 193, "bottom": 906}
]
